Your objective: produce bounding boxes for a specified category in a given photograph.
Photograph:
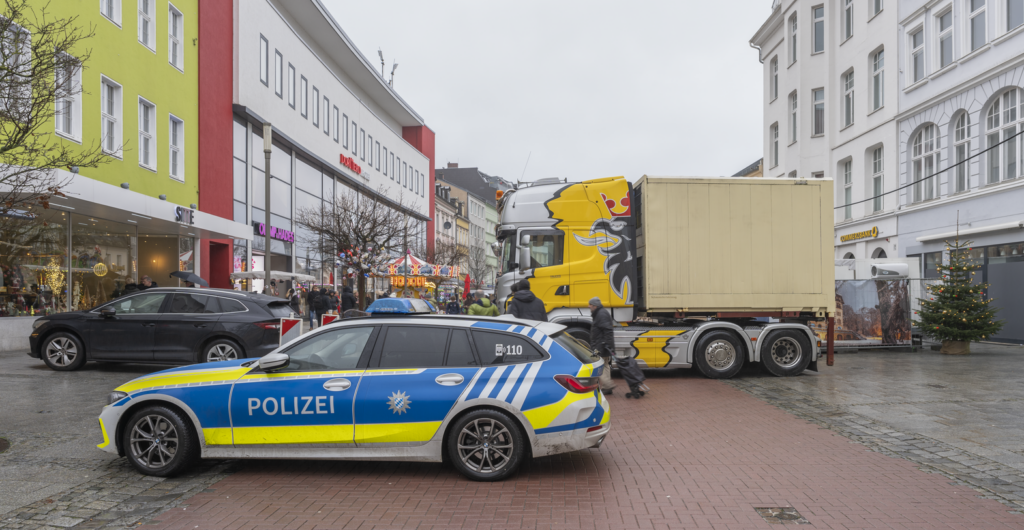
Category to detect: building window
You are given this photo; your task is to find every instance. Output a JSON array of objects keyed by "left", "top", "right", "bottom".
[
  {"left": 986, "top": 89, "right": 1022, "bottom": 183},
  {"left": 843, "top": 0, "right": 854, "bottom": 40},
  {"left": 299, "top": 76, "right": 307, "bottom": 117},
  {"left": 912, "top": 124, "right": 938, "bottom": 202},
  {"left": 312, "top": 87, "right": 319, "bottom": 128},
  {"left": 843, "top": 70, "right": 854, "bottom": 127},
  {"left": 770, "top": 123, "right": 779, "bottom": 167},
  {"left": 938, "top": 10, "right": 953, "bottom": 68},
  {"left": 259, "top": 36, "right": 269, "bottom": 86},
  {"left": 813, "top": 6, "right": 824, "bottom": 53},
  {"left": 367, "top": 135, "right": 373, "bottom": 165},
  {"left": 360, "top": 128, "right": 365, "bottom": 161},
  {"left": 789, "top": 14, "right": 798, "bottom": 64},
  {"left": 970, "top": 0, "right": 987, "bottom": 52},
  {"left": 872, "top": 50, "right": 884, "bottom": 111},
  {"left": 168, "top": 5, "right": 183, "bottom": 71},
  {"left": 323, "top": 96, "right": 329, "bottom": 135},
  {"left": 872, "top": 0, "right": 883, "bottom": 16},
  {"left": 1010, "top": 0, "right": 1024, "bottom": 31},
  {"left": 790, "top": 92, "right": 798, "bottom": 143},
  {"left": 954, "top": 112, "right": 970, "bottom": 192},
  {"left": 383, "top": 147, "right": 388, "bottom": 176},
  {"left": 910, "top": 29, "right": 924, "bottom": 83},
  {"left": 403, "top": 162, "right": 408, "bottom": 187},
  {"left": 415, "top": 169, "right": 419, "bottom": 195},
  {"left": 843, "top": 161, "right": 852, "bottom": 219},
  {"left": 872, "top": 147, "right": 883, "bottom": 212},
  {"left": 376, "top": 142, "right": 381, "bottom": 171},
  {"left": 333, "top": 106, "right": 339, "bottom": 142},
  {"left": 812, "top": 171, "right": 824, "bottom": 179},
  {"left": 101, "top": 0, "right": 121, "bottom": 26},
  {"left": 342, "top": 114, "right": 349, "bottom": 148},
  {"left": 138, "top": 97, "right": 156, "bottom": 170},
  {"left": 390, "top": 152, "right": 395, "bottom": 179},
  {"left": 812, "top": 88, "right": 824, "bottom": 135},
  {"left": 788, "top": 170, "right": 797, "bottom": 178},
  {"left": 287, "top": 64, "right": 295, "bottom": 108},
  {"left": 274, "top": 51, "right": 283, "bottom": 98},
  {"left": 770, "top": 57, "right": 778, "bottom": 101},
  {"left": 169, "top": 115, "right": 183, "bottom": 181},
  {"left": 55, "top": 54, "right": 81, "bottom": 140},
  {"left": 138, "top": 0, "right": 154, "bottom": 50},
  {"left": 101, "top": 77, "right": 122, "bottom": 156},
  {"left": 396, "top": 156, "right": 401, "bottom": 183}
]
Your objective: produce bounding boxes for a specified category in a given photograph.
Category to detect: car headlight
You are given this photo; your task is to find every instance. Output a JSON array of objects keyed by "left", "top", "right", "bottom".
[
  {"left": 32, "top": 319, "right": 47, "bottom": 330},
  {"left": 107, "top": 391, "right": 128, "bottom": 405}
]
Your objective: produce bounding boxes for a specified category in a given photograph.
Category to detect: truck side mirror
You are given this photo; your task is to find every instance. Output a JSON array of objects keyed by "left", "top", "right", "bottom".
[
  {"left": 518, "top": 248, "right": 531, "bottom": 272},
  {"left": 520, "top": 234, "right": 531, "bottom": 246}
]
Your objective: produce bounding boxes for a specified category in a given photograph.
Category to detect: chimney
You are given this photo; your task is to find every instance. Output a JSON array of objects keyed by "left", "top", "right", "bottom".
[{"left": 447, "top": 162, "right": 458, "bottom": 168}]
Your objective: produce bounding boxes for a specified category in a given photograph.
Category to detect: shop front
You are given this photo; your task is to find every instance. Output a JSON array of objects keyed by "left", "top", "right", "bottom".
[{"left": 834, "top": 216, "right": 898, "bottom": 261}]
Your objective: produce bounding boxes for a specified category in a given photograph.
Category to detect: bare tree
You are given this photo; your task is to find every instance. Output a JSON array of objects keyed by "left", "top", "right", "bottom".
[
  {"left": 295, "top": 184, "right": 420, "bottom": 309},
  {"left": 466, "top": 247, "right": 490, "bottom": 290},
  {"left": 428, "top": 235, "right": 467, "bottom": 269},
  {"left": 1, "top": 0, "right": 112, "bottom": 220}
]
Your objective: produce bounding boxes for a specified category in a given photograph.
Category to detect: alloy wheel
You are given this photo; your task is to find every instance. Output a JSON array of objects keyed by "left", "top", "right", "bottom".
[
  {"left": 705, "top": 340, "right": 736, "bottom": 370},
  {"left": 770, "top": 337, "right": 802, "bottom": 368},
  {"left": 129, "top": 415, "right": 178, "bottom": 469},
  {"left": 206, "top": 344, "right": 238, "bottom": 362},
  {"left": 456, "top": 418, "right": 514, "bottom": 474},
  {"left": 45, "top": 337, "right": 78, "bottom": 367}
]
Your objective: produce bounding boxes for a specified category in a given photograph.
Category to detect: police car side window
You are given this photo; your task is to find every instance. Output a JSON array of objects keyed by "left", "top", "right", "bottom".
[
  {"left": 446, "top": 329, "right": 478, "bottom": 366},
  {"left": 471, "top": 331, "right": 545, "bottom": 364},
  {"left": 278, "top": 327, "right": 374, "bottom": 372},
  {"left": 379, "top": 326, "right": 449, "bottom": 368}
]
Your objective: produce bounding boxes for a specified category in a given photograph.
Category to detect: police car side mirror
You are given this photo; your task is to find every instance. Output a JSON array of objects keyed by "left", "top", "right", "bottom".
[{"left": 258, "top": 352, "right": 289, "bottom": 372}]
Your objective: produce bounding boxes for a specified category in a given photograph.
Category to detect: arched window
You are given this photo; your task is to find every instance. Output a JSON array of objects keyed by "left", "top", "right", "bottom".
[
  {"left": 871, "top": 247, "right": 888, "bottom": 259},
  {"left": 912, "top": 124, "right": 938, "bottom": 202},
  {"left": 986, "top": 88, "right": 1022, "bottom": 184},
  {"left": 953, "top": 112, "right": 970, "bottom": 192},
  {"left": 843, "top": 252, "right": 855, "bottom": 259}
]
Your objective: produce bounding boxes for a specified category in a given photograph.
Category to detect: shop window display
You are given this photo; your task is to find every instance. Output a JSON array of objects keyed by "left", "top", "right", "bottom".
[
  {"left": 0, "top": 209, "right": 69, "bottom": 317},
  {"left": 71, "top": 217, "right": 136, "bottom": 311}
]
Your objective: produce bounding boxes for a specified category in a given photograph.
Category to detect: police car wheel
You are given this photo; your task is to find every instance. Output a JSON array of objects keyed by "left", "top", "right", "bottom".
[
  {"left": 448, "top": 410, "right": 524, "bottom": 482},
  {"left": 202, "top": 339, "right": 241, "bottom": 363},
  {"left": 41, "top": 332, "right": 87, "bottom": 371},
  {"left": 760, "top": 330, "right": 811, "bottom": 377},
  {"left": 122, "top": 405, "right": 197, "bottom": 477},
  {"left": 693, "top": 330, "right": 745, "bottom": 379}
]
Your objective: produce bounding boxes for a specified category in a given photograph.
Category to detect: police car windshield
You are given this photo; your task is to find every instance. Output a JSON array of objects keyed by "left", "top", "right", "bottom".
[{"left": 551, "top": 332, "right": 600, "bottom": 364}]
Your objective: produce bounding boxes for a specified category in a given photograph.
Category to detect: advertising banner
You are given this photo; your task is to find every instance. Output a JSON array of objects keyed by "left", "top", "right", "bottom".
[{"left": 811, "top": 280, "right": 911, "bottom": 347}]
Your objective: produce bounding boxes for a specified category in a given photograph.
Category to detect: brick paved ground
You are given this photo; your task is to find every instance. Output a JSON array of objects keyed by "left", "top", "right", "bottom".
[{"left": 150, "top": 369, "right": 1023, "bottom": 530}]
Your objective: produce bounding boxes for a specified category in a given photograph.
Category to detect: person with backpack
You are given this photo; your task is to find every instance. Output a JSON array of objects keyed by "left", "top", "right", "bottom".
[
  {"left": 468, "top": 290, "right": 499, "bottom": 317},
  {"left": 341, "top": 285, "right": 357, "bottom": 313},
  {"left": 589, "top": 297, "right": 617, "bottom": 395},
  {"left": 312, "top": 288, "right": 329, "bottom": 326},
  {"left": 507, "top": 279, "right": 547, "bottom": 321},
  {"left": 287, "top": 288, "right": 301, "bottom": 316}
]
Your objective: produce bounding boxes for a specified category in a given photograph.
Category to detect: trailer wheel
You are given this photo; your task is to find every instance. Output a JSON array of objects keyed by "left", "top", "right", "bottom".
[
  {"left": 693, "top": 331, "right": 745, "bottom": 379},
  {"left": 760, "top": 330, "right": 811, "bottom": 377}
]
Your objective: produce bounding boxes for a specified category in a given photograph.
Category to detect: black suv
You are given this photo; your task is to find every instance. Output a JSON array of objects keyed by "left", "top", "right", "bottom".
[{"left": 29, "top": 288, "right": 294, "bottom": 371}]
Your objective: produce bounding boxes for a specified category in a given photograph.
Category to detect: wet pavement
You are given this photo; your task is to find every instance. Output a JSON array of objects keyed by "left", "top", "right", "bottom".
[{"left": 1, "top": 343, "right": 1023, "bottom": 528}]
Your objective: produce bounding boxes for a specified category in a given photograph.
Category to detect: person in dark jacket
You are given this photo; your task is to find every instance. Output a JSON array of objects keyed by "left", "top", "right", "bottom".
[
  {"left": 444, "top": 297, "right": 461, "bottom": 315},
  {"left": 123, "top": 282, "right": 139, "bottom": 295},
  {"left": 139, "top": 276, "right": 157, "bottom": 290},
  {"left": 507, "top": 280, "right": 547, "bottom": 321},
  {"left": 341, "top": 285, "right": 357, "bottom": 313},
  {"left": 287, "top": 288, "right": 301, "bottom": 316},
  {"left": 589, "top": 297, "right": 616, "bottom": 395},
  {"left": 313, "top": 288, "right": 329, "bottom": 322}
]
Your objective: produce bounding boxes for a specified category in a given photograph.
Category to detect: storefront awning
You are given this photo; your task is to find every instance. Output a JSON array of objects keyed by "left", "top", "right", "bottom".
[{"left": 44, "top": 171, "right": 253, "bottom": 241}]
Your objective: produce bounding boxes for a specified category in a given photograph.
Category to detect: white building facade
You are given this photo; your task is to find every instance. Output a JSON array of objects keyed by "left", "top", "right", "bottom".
[
  {"left": 896, "top": 0, "right": 1024, "bottom": 342},
  {"left": 751, "top": 0, "right": 901, "bottom": 260}
]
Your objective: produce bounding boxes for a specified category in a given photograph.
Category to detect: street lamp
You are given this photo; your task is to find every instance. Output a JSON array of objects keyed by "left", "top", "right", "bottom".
[{"left": 263, "top": 122, "right": 272, "bottom": 295}]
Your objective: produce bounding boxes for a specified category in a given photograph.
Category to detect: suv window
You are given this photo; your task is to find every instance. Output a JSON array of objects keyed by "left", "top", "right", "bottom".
[
  {"left": 169, "top": 293, "right": 209, "bottom": 314},
  {"left": 379, "top": 326, "right": 449, "bottom": 368},
  {"left": 279, "top": 326, "right": 374, "bottom": 372},
  {"left": 446, "top": 329, "right": 478, "bottom": 366},
  {"left": 108, "top": 293, "right": 166, "bottom": 314},
  {"left": 471, "top": 330, "right": 546, "bottom": 364},
  {"left": 203, "top": 296, "right": 246, "bottom": 313},
  {"left": 265, "top": 302, "right": 294, "bottom": 318},
  {"left": 552, "top": 332, "right": 600, "bottom": 364}
]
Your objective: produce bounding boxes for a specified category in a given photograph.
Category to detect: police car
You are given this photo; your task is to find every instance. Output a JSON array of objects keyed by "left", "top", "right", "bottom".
[{"left": 97, "top": 299, "right": 610, "bottom": 481}]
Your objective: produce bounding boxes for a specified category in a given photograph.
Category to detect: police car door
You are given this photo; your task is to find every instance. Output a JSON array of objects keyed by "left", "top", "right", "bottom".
[
  {"left": 353, "top": 325, "right": 479, "bottom": 445},
  {"left": 229, "top": 326, "right": 378, "bottom": 446}
]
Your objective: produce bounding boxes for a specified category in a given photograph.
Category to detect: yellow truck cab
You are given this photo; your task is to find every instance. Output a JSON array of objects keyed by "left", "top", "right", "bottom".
[{"left": 493, "top": 176, "right": 836, "bottom": 379}]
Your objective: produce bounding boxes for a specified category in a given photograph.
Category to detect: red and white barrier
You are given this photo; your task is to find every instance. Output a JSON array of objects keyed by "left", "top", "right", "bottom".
[
  {"left": 320, "top": 313, "right": 339, "bottom": 327},
  {"left": 279, "top": 317, "right": 303, "bottom": 346}
]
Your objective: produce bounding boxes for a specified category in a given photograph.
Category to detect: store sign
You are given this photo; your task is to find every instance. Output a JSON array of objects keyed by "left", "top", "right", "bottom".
[
  {"left": 391, "top": 276, "right": 426, "bottom": 288},
  {"left": 340, "top": 155, "right": 362, "bottom": 175},
  {"left": 252, "top": 222, "right": 295, "bottom": 243},
  {"left": 839, "top": 226, "right": 878, "bottom": 243},
  {"left": 174, "top": 206, "right": 195, "bottom": 225}
]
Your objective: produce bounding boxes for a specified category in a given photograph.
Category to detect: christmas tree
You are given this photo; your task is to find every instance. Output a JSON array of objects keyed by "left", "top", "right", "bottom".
[{"left": 914, "top": 236, "right": 1002, "bottom": 354}]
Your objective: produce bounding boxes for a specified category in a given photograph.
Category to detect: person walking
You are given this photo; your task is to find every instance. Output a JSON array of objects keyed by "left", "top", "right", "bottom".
[
  {"left": 341, "top": 285, "right": 357, "bottom": 313},
  {"left": 589, "top": 297, "right": 617, "bottom": 395},
  {"left": 444, "top": 296, "right": 461, "bottom": 315},
  {"left": 468, "top": 290, "right": 500, "bottom": 317},
  {"left": 507, "top": 279, "right": 547, "bottom": 321},
  {"left": 287, "top": 288, "right": 301, "bottom": 316},
  {"left": 313, "top": 288, "right": 329, "bottom": 324}
]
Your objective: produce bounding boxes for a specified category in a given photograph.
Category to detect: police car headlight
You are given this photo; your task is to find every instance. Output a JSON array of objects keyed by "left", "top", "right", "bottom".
[{"left": 107, "top": 391, "right": 128, "bottom": 405}]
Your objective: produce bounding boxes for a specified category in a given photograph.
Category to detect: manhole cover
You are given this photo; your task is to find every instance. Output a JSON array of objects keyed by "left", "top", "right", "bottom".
[
  {"left": 0, "top": 438, "right": 10, "bottom": 454},
  {"left": 754, "top": 507, "right": 809, "bottom": 525}
]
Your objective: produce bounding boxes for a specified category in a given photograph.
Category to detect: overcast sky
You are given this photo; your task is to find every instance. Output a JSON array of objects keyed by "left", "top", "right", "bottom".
[{"left": 322, "top": 0, "right": 771, "bottom": 183}]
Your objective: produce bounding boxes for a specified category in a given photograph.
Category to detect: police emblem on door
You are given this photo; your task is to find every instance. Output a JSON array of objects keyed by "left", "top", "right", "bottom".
[{"left": 387, "top": 391, "right": 412, "bottom": 415}]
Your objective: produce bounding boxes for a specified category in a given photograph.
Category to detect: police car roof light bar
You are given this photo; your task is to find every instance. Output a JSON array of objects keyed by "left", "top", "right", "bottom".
[{"left": 365, "top": 298, "right": 433, "bottom": 315}]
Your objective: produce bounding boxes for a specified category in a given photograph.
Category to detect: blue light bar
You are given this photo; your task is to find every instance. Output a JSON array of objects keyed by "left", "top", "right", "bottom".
[{"left": 366, "top": 298, "right": 433, "bottom": 314}]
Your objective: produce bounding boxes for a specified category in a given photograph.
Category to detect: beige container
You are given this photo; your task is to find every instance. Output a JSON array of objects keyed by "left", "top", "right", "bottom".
[{"left": 635, "top": 176, "right": 835, "bottom": 314}]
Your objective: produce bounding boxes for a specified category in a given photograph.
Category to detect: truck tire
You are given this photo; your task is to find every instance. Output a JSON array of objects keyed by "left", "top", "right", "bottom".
[
  {"left": 760, "top": 330, "right": 811, "bottom": 377},
  {"left": 693, "top": 330, "right": 745, "bottom": 379}
]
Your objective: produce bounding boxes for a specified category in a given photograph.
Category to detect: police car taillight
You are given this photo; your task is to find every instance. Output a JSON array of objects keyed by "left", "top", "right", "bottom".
[{"left": 554, "top": 375, "right": 599, "bottom": 393}]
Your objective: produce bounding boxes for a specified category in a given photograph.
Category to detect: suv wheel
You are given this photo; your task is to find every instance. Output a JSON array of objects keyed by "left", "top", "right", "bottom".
[
  {"left": 201, "top": 339, "right": 242, "bottom": 363},
  {"left": 41, "top": 332, "right": 87, "bottom": 371}
]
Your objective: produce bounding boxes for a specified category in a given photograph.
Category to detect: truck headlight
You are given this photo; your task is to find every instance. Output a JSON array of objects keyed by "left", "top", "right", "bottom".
[{"left": 107, "top": 391, "right": 128, "bottom": 405}]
